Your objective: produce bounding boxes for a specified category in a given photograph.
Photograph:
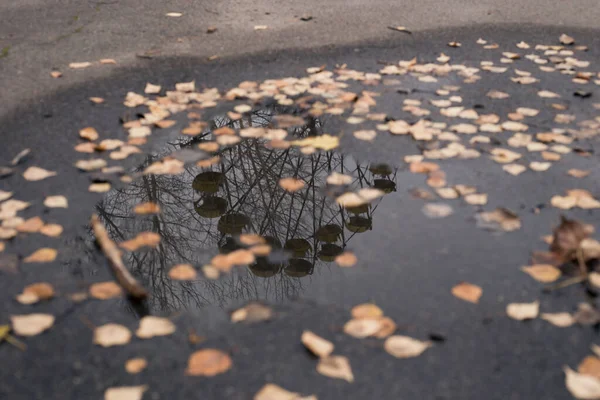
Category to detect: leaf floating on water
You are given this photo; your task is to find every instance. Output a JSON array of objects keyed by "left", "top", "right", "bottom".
[
  {"left": 475, "top": 208, "right": 521, "bottom": 232},
  {"left": 89, "top": 183, "right": 111, "bottom": 193},
  {"left": 134, "top": 202, "right": 161, "bottom": 215},
  {"left": 144, "top": 83, "right": 161, "bottom": 94},
  {"left": 136, "top": 316, "right": 176, "bottom": 339},
  {"left": 23, "top": 166, "right": 56, "bottom": 181},
  {"left": 451, "top": 282, "right": 482, "bottom": 303},
  {"left": 89, "top": 281, "right": 123, "bottom": 300},
  {"left": 44, "top": 195, "right": 68, "bottom": 208},
  {"left": 579, "top": 356, "right": 600, "bottom": 380},
  {"left": 144, "top": 158, "right": 185, "bottom": 175},
  {"left": 560, "top": 33, "right": 575, "bottom": 45},
  {"left": 168, "top": 264, "right": 197, "bottom": 280},
  {"left": 119, "top": 232, "right": 161, "bottom": 251},
  {"left": 384, "top": 335, "right": 433, "bottom": 358},
  {"left": 503, "top": 164, "right": 526, "bottom": 176},
  {"left": 186, "top": 349, "right": 232, "bottom": 376},
  {"left": 538, "top": 90, "right": 561, "bottom": 98},
  {"left": 104, "top": 386, "right": 147, "bottom": 400},
  {"left": 94, "top": 324, "right": 132, "bottom": 347},
  {"left": 343, "top": 318, "right": 382, "bottom": 338},
  {"left": 24, "top": 248, "right": 57, "bottom": 263},
  {"left": 69, "top": 62, "right": 92, "bottom": 69},
  {"left": 125, "top": 358, "right": 147, "bottom": 374},
  {"left": 231, "top": 302, "right": 273, "bottom": 323},
  {"left": 422, "top": 203, "right": 453, "bottom": 218},
  {"left": 16, "top": 283, "right": 55, "bottom": 305},
  {"left": 506, "top": 301, "right": 539, "bottom": 320},
  {"left": 335, "top": 251, "right": 357, "bottom": 267},
  {"left": 16, "top": 217, "right": 44, "bottom": 233},
  {"left": 351, "top": 303, "right": 384, "bottom": 319},
  {"left": 301, "top": 331, "right": 334, "bottom": 358},
  {"left": 521, "top": 265, "right": 561, "bottom": 283},
  {"left": 540, "top": 312, "right": 575, "bottom": 328},
  {"left": 353, "top": 130, "right": 377, "bottom": 141},
  {"left": 79, "top": 127, "right": 99, "bottom": 141},
  {"left": 11, "top": 314, "right": 55, "bottom": 336},
  {"left": 574, "top": 303, "right": 600, "bottom": 326},
  {"left": 316, "top": 355, "right": 354, "bottom": 382},
  {"left": 550, "top": 216, "right": 593, "bottom": 261},
  {"left": 254, "top": 25, "right": 268, "bottom": 30},
  {"left": 569, "top": 169, "right": 591, "bottom": 178},
  {"left": 254, "top": 383, "right": 316, "bottom": 400},
  {"left": 279, "top": 177, "right": 305, "bottom": 192},
  {"left": 564, "top": 366, "right": 600, "bottom": 400},
  {"left": 291, "top": 135, "right": 339, "bottom": 151}
]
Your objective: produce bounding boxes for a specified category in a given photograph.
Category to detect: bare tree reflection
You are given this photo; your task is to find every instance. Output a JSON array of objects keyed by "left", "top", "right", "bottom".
[{"left": 95, "top": 108, "right": 397, "bottom": 312}]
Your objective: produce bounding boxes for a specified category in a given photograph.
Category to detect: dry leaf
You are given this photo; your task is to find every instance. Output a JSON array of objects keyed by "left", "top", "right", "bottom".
[
  {"left": 11, "top": 314, "right": 55, "bottom": 336},
  {"left": 144, "top": 158, "right": 184, "bottom": 175},
  {"left": 279, "top": 177, "right": 305, "bottom": 192},
  {"left": 90, "top": 281, "right": 123, "bottom": 300},
  {"left": 374, "top": 317, "right": 397, "bottom": 338},
  {"left": 530, "top": 162, "right": 551, "bottom": 172},
  {"left": 560, "top": 34, "right": 575, "bottom": 45},
  {"left": 186, "top": 349, "right": 232, "bottom": 376},
  {"left": 343, "top": 318, "right": 382, "bottom": 338},
  {"left": 144, "top": 83, "right": 161, "bottom": 94},
  {"left": 503, "top": 164, "right": 526, "bottom": 176},
  {"left": 464, "top": 193, "right": 488, "bottom": 205},
  {"left": 231, "top": 302, "right": 273, "bottom": 323},
  {"left": 24, "top": 248, "right": 57, "bottom": 263},
  {"left": 254, "top": 25, "right": 268, "bottom": 30},
  {"left": 384, "top": 335, "right": 433, "bottom": 358},
  {"left": 89, "top": 97, "right": 104, "bottom": 104},
  {"left": 302, "top": 331, "right": 334, "bottom": 358},
  {"left": 136, "top": 316, "right": 176, "bottom": 338},
  {"left": 506, "top": 301, "right": 539, "bottom": 320},
  {"left": 16, "top": 217, "right": 44, "bottom": 233},
  {"left": 451, "top": 282, "right": 483, "bottom": 303},
  {"left": 168, "top": 264, "right": 197, "bottom": 280},
  {"left": 166, "top": 12, "right": 183, "bottom": 17},
  {"left": 541, "top": 312, "right": 575, "bottom": 327},
  {"left": 564, "top": 366, "right": 600, "bottom": 400},
  {"left": 134, "top": 202, "right": 161, "bottom": 215},
  {"left": 125, "top": 358, "right": 147, "bottom": 374},
  {"left": 89, "top": 183, "right": 111, "bottom": 193},
  {"left": 80, "top": 127, "right": 99, "bottom": 141},
  {"left": 16, "top": 283, "right": 54, "bottom": 304},
  {"left": 104, "top": 386, "right": 147, "bottom": 400},
  {"left": 353, "top": 130, "right": 377, "bottom": 141},
  {"left": 75, "top": 159, "right": 107, "bottom": 171},
  {"left": 521, "top": 265, "right": 561, "bottom": 283},
  {"left": 351, "top": 303, "right": 383, "bottom": 319},
  {"left": 44, "top": 195, "right": 68, "bottom": 208},
  {"left": 568, "top": 169, "right": 591, "bottom": 178},
  {"left": 94, "top": 324, "right": 132, "bottom": 347},
  {"left": 422, "top": 203, "right": 453, "bottom": 218},
  {"left": 40, "top": 223, "right": 63, "bottom": 237},
  {"left": 254, "top": 383, "right": 315, "bottom": 400},
  {"left": 50, "top": 71, "right": 62, "bottom": 78},
  {"left": 316, "top": 355, "right": 354, "bottom": 382},
  {"left": 579, "top": 356, "right": 600, "bottom": 380},
  {"left": 69, "top": 62, "right": 92, "bottom": 69},
  {"left": 119, "top": 232, "right": 161, "bottom": 251},
  {"left": 291, "top": 135, "right": 339, "bottom": 151},
  {"left": 335, "top": 252, "right": 357, "bottom": 267},
  {"left": 23, "top": 166, "right": 56, "bottom": 181},
  {"left": 475, "top": 208, "right": 521, "bottom": 231},
  {"left": 551, "top": 195, "right": 577, "bottom": 210},
  {"left": 538, "top": 90, "right": 560, "bottom": 98},
  {"left": 551, "top": 216, "right": 593, "bottom": 260}
]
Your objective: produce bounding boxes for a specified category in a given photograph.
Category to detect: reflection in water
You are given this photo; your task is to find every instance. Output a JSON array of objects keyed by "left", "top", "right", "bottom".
[{"left": 95, "top": 108, "right": 397, "bottom": 311}]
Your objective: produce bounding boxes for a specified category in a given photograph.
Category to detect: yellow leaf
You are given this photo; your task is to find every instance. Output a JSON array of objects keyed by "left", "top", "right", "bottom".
[{"left": 521, "top": 265, "right": 561, "bottom": 283}]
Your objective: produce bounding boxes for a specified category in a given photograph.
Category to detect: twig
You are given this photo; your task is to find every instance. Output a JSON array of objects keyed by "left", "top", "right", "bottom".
[{"left": 90, "top": 214, "right": 148, "bottom": 299}]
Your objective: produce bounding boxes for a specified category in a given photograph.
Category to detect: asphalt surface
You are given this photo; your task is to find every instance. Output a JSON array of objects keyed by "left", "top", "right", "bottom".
[{"left": 2, "top": 4, "right": 600, "bottom": 400}]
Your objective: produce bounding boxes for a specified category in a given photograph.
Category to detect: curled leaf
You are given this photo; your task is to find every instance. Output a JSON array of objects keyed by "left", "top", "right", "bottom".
[
  {"left": 316, "top": 355, "right": 354, "bottom": 382},
  {"left": 301, "top": 330, "right": 334, "bottom": 358},
  {"left": 384, "top": 335, "right": 432, "bottom": 358}
]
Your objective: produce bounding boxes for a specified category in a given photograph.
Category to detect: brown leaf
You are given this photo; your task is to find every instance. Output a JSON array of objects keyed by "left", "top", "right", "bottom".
[
  {"left": 254, "top": 383, "right": 315, "bottom": 400},
  {"left": 384, "top": 335, "right": 433, "bottom": 358},
  {"left": 316, "top": 355, "right": 354, "bottom": 382},
  {"left": 186, "top": 349, "right": 232, "bottom": 376},
  {"left": 475, "top": 208, "right": 521, "bottom": 231},
  {"left": 136, "top": 316, "right": 176, "bottom": 338},
  {"left": 80, "top": 127, "right": 99, "bottom": 141},
  {"left": 422, "top": 203, "right": 453, "bottom": 218},
  {"left": 94, "top": 324, "right": 132, "bottom": 347},
  {"left": 540, "top": 312, "right": 575, "bottom": 328},
  {"left": 279, "top": 177, "right": 305, "bottom": 192},
  {"left": 104, "top": 386, "right": 147, "bottom": 400},
  {"left": 44, "top": 195, "right": 68, "bottom": 208},
  {"left": 24, "top": 248, "right": 57, "bottom": 263},
  {"left": 374, "top": 317, "right": 397, "bottom": 338},
  {"left": 301, "top": 330, "right": 334, "bottom": 358},
  {"left": 168, "top": 264, "right": 197, "bottom": 280},
  {"left": 343, "top": 318, "right": 382, "bottom": 338},
  {"left": 89, "top": 183, "right": 111, "bottom": 193},
  {"left": 11, "top": 314, "right": 55, "bottom": 336},
  {"left": 16, "top": 282, "right": 55, "bottom": 304},
  {"left": 335, "top": 252, "right": 357, "bottom": 267},
  {"left": 23, "top": 166, "right": 56, "bottom": 181},
  {"left": 90, "top": 281, "right": 123, "bottom": 300},
  {"left": 521, "top": 265, "right": 561, "bottom": 283},
  {"left": 464, "top": 193, "right": 488, "bottom": 205},
  {"left": 564, "top": 366, "right": 600, "bottom": 400},
  {"left": 40, "top": 223, "right": 63, "bottom": 237},
  {"left": 550, "top": 216, "right": 592, "bottom": 260},
  {"left": 351, "top": 303, "right": 384, "bottom": 319},
  {"left": 580, "top": 356, "right": 600, "bottom": 380},
  {"left": 560, "top": 33, "right": 575, "bottom": 45},
  {"left": 231, "top": 303, "right": 273, "bottom": 323},
  {"left": 451, "top": 282, "right": 482, "bottom": 303},
  {"left": 506, "top": 301, "right": 539, "bottom": 320},
  {"left": 569, "top": 169, "right": 591, "bottom": 178},
  {"left": 125, "top": 358, "right": 148, "bottom": 374},
  {"left": 574, "top": 303, "right": 600, "bottom": 326},
  {"left": 50, "top": 71, "right": 62, "bottom": 78},
  {"left": 144, "top": 158, "right": 184, "bottom": 175},
  {"left": 144, "top": 83, "right": 161, "bottom": 94},
  {"left": 503, "top": 164, "right": 526, "bottom": 176},
  {"left": 119, "top": 232, "right": 161, "bottom": 251},
  {"left": 134, "top": 202, "right": 161, "bottom": 215},
  {"left": 75, "top": 159, "right": 107, "bottom": 171},
  {"left": 16, "top": 217, "right": 44, "bottom": 233}
]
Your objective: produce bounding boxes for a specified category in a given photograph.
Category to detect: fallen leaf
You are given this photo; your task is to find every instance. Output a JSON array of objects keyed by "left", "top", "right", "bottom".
[
  {"left": 231, "top": 302, "right": 273, "bottom": 323},
  {"left": 89, "top": 97, "right": 104, "bottom": 104},
  {"left": 136, "top": 316, "right": 176, "bottom": 338},
  {"left": 89, "top": 281, "right": 123, "bottom": 299},
  {"left": 279, "top": 177, "right": 305, "bottom": 192},
  {"left": 487, "top": 90, "right": 510, "bottom": 99},
  {"left": 186, "top": 349, "right": 232, "bottom": 376},
  {"left": 503, "top": 164, "right": 526, "bottom": 176},
  {"left": 353, "top": 130, "right": 377, "bottom": 141},
  {"left": 335, "top": 251, "right": 357, "bottom": 267},
  {"left": 564, "top": 366, "right": 600, "bottom": 400},
  {"left": 374, "top": 317, "right": 397, "bottom": 338},
  {"left": 384, "top": 335, "right": 432, "bottom": 358},
  {"left": 569, "top": 169, "right": 591, "bottom": 178},
  {"left": 475, "top": 208, "right": 521, "bottom": 231},
  {"left": 530, "top": 161, "right": 551, "bottom": 172},
  {"left": 254, "top": 383, "right": 315, "bottom": 400},
  {"left": 125, "top": 358, "right": 147, "bottom": 374},
  {"left": 506, "top": 301, "right": 539, "bottom": 320},
  {"left": 540, "top": 312, "right": 575, "bottom": 328},
  {"left": 422, "top": 203, "right": 453, "bottom": 218},
  {"left": 50, "top": 71, "right": 62, "bottom": 78},
  {"left": 464, "top": 193, "right": 488, "bottom": 205},
  {"left": 254, "top": 25, "right": 268, "bottom": 30},
  {"left": 24, "top": 248, "right": 57, "bottom": 263},
  {"left": 16, "top": 283, "right": 54, "bottom": 304},
  {"left": 521, "top": 265, "right": 561, "bottom": 283},
  {"left": 79, "top": 127, "right": 99, "bottom": 141},
  {"left": 75, "top": 159, "right": 107, "bottom": 171},
  {"left": 579, "top": 356, "right": 600, "bottom": 379},
  {"left": 11, "top": 314, "right": 55, "bottom": 336},
  {"left": 538, "top": 90, "right": 560, "bottom": 98},
  {"left": 351, "top": 303, "right": 384, "bottom": 319},
  {"left": 104, "top": 386, "right": 147, "bottom": 400},
  {"left": 89, "top": 183, "right": 111, "bottom": 193},
  {"left": 166, "top": 12, "right": 183, "bottom": 17},
  {"left": 133, "top": 202, "right": 161, "bottom": 214},
  {"left": 291, "top": 135, "right": 339, "bottom": 151},
  {"left": 451, "top": 282, "right": 483, "bottom": 303},
  {"left": 44, "top": 195, "right": 68, "bottom": 208},
  {"left": 550, "top": 216, "right": 593, "bottom": 260},
  {"left": 144, "top": 158, "right": 184, "bottom": 175},
  {"left": 168, "top": 264, "right": 197, "bottom": 280},
  {"left": 343, "top": 318, "right": 382, "bottom": 338},
  {"left": 316, "top": 355, "right": 354, "bottom": 382},
  {"left": 16, "top": 217, "right": 44, "bottom": 233},
  {"left": 119, "top": 232, "right": 161, "bottom": 251},
  {"left": 574, "top": 303, "right": 600, "bottom": 326},
  {"left": 23, "top": 166, "right": 56, "bottom": 181},
  {"left": 302, "top": 331, "right": 334, "bottom": 358},
  {"left": 560, "top": 33, "right": 575, "bottom": 45},
  {"left": 551, "top": 195, "right": 577, "bottom": 210},
  {"left": 94, "top": 324, "right": 132, "bottom": 347},
  {"left": 69, "top": 62, "right": 92, "bottom": 69}
]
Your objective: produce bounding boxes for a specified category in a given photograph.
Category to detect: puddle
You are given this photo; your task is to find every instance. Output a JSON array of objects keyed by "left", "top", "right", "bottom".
[{"left": 95, "top": 109, "right": 398, "bottom": 312}]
